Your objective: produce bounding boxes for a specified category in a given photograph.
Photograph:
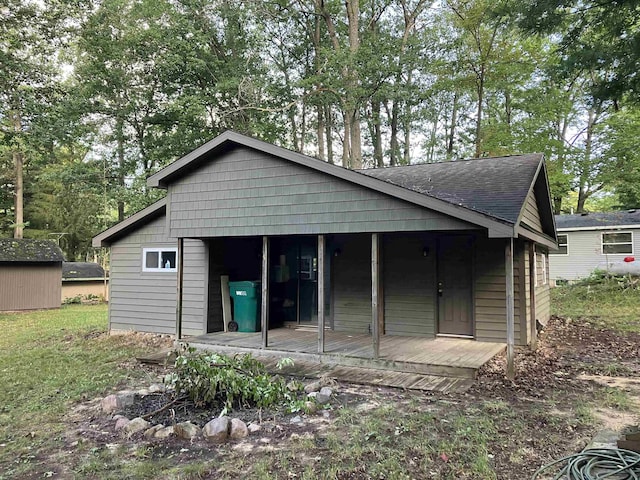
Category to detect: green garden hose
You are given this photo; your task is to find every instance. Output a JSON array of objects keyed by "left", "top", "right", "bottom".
[{"left": 532, "top": 448, "right": 640, "bottom": 479}]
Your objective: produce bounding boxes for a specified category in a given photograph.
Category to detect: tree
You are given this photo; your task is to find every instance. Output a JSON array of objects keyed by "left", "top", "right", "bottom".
[
  {"left": 0, "top": 0, "right": 69, "bottom": 238},
  {"left": 517, "top": 0, "right": 640, "bottom": 104}
]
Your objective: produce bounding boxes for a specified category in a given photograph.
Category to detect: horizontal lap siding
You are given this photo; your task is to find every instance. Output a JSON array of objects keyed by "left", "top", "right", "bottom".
[
  {"left": 383, "top": 235, "right": 435, "bottom": 337},
  {"left": 550, "top": 229, "right": 640, "bottom": 281},
  {"left": 168, "top": 147, "right": 476, "bottom": 238},
  {"left": 332, "top": 235, "right": 371, "bottom": 334},
  {"left": 535, "top": 247, "right": 551, "bottom": 326},
  {"left": 109, "top": 216, "right": 177, "bottom": 335},
  {"left": 110, "top": 218, "right": 207, "bottom": 336},
  {"left": 182, "top": 239, "right": 207, "bottom": 336},
  {"left": 0, "top": 264, "right": 61, "bottom": 311},
  {"left": 474, "top": 237, "right": 524, "bottom": 344}
]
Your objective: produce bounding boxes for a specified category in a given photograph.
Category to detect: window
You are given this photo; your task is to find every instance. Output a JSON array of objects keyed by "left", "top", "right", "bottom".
[
  {"left": 551, "top": 234, "right": 568, "bottom": 255},
  {"left": 541, "top": 253, "right": 547, "bottom": 285},
  {"left": 143, "top": 248, "right": 178, "bottom": 272},
  {"left": 602, "top": 232, "right": 633, "bottom": 255}
]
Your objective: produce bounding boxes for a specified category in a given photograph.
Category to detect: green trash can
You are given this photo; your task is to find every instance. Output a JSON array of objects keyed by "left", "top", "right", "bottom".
[{"left": 228, "top": 281, "right": 261, "bottom": 332}]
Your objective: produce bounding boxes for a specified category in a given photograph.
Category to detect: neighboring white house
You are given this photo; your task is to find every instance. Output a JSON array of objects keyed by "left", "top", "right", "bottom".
[{"left": 550, "top": 210, "right": 640, "bottom": 282}]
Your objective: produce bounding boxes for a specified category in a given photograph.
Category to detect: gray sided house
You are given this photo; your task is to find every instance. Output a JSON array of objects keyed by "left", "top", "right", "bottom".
[
  {"left": 93, "top": 131, "right": 557, "bottom": 377},
  {"left": 550, "top": 210, "right": 640, "bottom": 282},
  {"left": 0, "top": 238, "right": 65, "bottom": 311}
]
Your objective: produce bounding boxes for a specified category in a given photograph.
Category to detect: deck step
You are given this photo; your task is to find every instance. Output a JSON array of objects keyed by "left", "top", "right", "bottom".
[{"left": 259, "top": 357, "right": 474, "bottom": 393}]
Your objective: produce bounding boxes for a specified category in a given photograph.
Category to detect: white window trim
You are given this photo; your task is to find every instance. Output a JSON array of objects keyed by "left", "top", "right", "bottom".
[
  {"left": 142, "top": 247, "right": 178, "bottom": 272},
  {"left": 541, "top": 253, "right": 547, "bottom": 285},
  {"left": 550, "top": 234, "right": 569, "bottom": 256},
  {"left": 601, "top": 231, "right": 634, "bottom": 255}
]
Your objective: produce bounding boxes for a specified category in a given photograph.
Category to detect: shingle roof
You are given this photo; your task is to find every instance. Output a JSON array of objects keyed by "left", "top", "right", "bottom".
[
  {"left": 555, "top": 210, "right": 640, "bottom": 229},
  {"left": 0, "top": 238, "right": 65, "bottom": 263},
  {"left": 357, "top": 154, "right": 543, "bottom": 224},
  {"left": 62, "top": 262, "right": 105, "bottom": 280}
]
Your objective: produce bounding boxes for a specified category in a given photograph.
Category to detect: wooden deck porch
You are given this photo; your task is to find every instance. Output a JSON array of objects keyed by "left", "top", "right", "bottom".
[{"left": 185, "top": 328, "right": 506, "bottom": 379}]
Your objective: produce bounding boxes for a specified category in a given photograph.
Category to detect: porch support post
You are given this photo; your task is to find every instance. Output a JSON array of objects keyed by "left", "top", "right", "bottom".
[
  {"left": 528, "top": 243, "right": 538, "bottom": 350},
  {"left": 505, "top": 237, "right": 515, "bottom": 380},
  {"left": 176, "top": 238, "right": 184, "bottom": 341},
  {"left": 317, "top": 235, "right": 325, "bottom": 353},
  {"left": 261, "top": 236, "right": 269, "bottom": 349},
  {"left": 371, "top": 233, "right": 381, "bottom": 359}
]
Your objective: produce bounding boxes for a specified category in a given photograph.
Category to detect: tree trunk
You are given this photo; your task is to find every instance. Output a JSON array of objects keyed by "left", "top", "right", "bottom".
[
  {"left": 342, "top": 110, "right": 351, "bottom": 168},
  {"left": 447, "top": 92, "right": 458, "bottom": 159},
  {"left": 12, "top": 109, "right": 24, "bottom": 239},
  {"left": 372, "top": 100, "right": 383, "bottom": 167},
  {"left": 13, "top": 150, "right": 24, "bottom": 239},
  {"left": 475, "top": 68, "right": 485, "bottom": 158},
  {"left": 317, "top": 105, "right": 326, "bottom": 161},
  {"left": 116, "top": 116, "right": 126, "bottom": 222},
  {"left": 390, "top": 100, "right": 399, "bottom": 166},
  {"left": 325, "top": 105, "right": 334, "bottom": 164}
]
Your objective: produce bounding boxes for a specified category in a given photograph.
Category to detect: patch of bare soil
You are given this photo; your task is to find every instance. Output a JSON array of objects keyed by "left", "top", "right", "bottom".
[{"left": 53, "top": 316, "right": 639, "bottom": 479}]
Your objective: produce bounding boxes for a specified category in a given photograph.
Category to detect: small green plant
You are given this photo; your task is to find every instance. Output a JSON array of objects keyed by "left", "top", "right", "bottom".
[{"left": 166, "top": 347, "right": 299, "bottom": 412}]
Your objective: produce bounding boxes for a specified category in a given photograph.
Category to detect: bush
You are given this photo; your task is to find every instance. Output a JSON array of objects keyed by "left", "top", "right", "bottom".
[{"left": 166, "top": 347, "right": 301, "bottom": 412}]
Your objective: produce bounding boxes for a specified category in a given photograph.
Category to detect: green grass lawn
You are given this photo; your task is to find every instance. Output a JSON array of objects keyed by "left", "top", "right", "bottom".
[
  {"left": 1, "top": 287, "right": 638, "bottom": 479},
  {"left": 551, "top": 276, "right": 640, "bottom": 332},
  {"left": 0, "top": 305, "right": 160, "bottom": 479}
]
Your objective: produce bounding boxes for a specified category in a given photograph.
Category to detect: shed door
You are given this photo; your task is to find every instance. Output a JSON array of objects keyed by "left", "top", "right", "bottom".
[{"left": 437, "top": 235, "right": 473, "bottom": 336}]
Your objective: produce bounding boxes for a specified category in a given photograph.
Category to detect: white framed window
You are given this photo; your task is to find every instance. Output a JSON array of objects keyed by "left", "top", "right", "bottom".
[
  {"left": 551, "top": 234, "right": 568, "bottom": 255},
  {"left": 541, "top": 253, "right": 547, "bottom": 285},
  {"left": 601, "top": 232, "right": 633, "bottom": 255},
  {"left": 142, "top": 248, "right": 178, "bottom": 272}
]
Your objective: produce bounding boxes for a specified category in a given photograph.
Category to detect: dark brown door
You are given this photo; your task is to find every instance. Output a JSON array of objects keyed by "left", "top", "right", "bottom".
[{"left": 437, "top": 235, "right": 473, "bottom": 336}]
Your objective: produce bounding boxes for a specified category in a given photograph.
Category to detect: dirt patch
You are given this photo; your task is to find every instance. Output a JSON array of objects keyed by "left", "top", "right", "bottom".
[{"left": 49, "top": 316, "right": 639, "bottom": 479}]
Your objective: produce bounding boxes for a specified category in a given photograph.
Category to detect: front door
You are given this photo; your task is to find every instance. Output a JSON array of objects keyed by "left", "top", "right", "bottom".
[{"left": 437, "top": 235, "right": 473, "bottom": 336}]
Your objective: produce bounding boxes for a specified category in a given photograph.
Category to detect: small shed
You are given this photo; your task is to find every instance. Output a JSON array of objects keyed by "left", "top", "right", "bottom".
[
  {"left": 0, "top": 238, "right": 65, "bottom": 311},
  {"left": 62, "top": 262, "right": 109, "bottom": 302}
]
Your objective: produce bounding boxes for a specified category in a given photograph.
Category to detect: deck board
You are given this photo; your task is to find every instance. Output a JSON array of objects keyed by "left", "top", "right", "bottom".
[{"left": 185, "top": 327, "right": 505, "bottom": 384}]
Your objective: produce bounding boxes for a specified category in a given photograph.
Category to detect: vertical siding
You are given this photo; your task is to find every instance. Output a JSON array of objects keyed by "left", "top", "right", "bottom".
[
  {"left": 383, "top": 234, "right": 436, "bottom": 337},
  {"left": 168, "top": 146, "right": 477, "bottom": 238},
  {"left": 521, "top": 190, "right": 543, "bottom": 232},
  {"left": 0, "top": 264, "right": 61, "bottom": 311},
  {"left": 109, "top": 216, "right": 206, "bottom": 336},
  {"left": 535, "top": 246, "right": 551, "bottom": 326},
  {"left": 474, "top": 237, "right": 524, "bottom": 345},
  {"left": 332, "top": 235, "right": 371, "bottom": 333},
  {"left": 550, "top": 228, "right": 640, "bottom": 280}
]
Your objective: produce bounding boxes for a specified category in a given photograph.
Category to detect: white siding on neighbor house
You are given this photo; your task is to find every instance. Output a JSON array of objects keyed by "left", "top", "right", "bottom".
[
  {"left": 549, "top": 228, "right": 640, "bottom": 281},
  {"left": 109, "top": 215, "right": 207, "bottom": 336}
]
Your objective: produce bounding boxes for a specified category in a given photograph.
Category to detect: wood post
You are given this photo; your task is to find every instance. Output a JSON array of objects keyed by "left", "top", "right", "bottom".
[
  {"left": 261, "top": 236, "right": 269, "bottom": 349},
  {"left": 505, "top": 237, "right": 515, "bottom": 380},
  {"left": 371, "top": 233, "right": 381, "bottom": 359},
  {"left": 318, "top": 235, "right": 325, "bottom": 353},
  {"left": 176, "top": 238, "right": 184, "bottom": 340},
  {"left": 529, "top": 243, "right": 538, "bottom": 350}
]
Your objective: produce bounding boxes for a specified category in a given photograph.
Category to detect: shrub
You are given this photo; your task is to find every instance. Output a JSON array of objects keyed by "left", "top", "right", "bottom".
[{"left": 166, "top": 347, "right": 300, "bottom": 412}]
